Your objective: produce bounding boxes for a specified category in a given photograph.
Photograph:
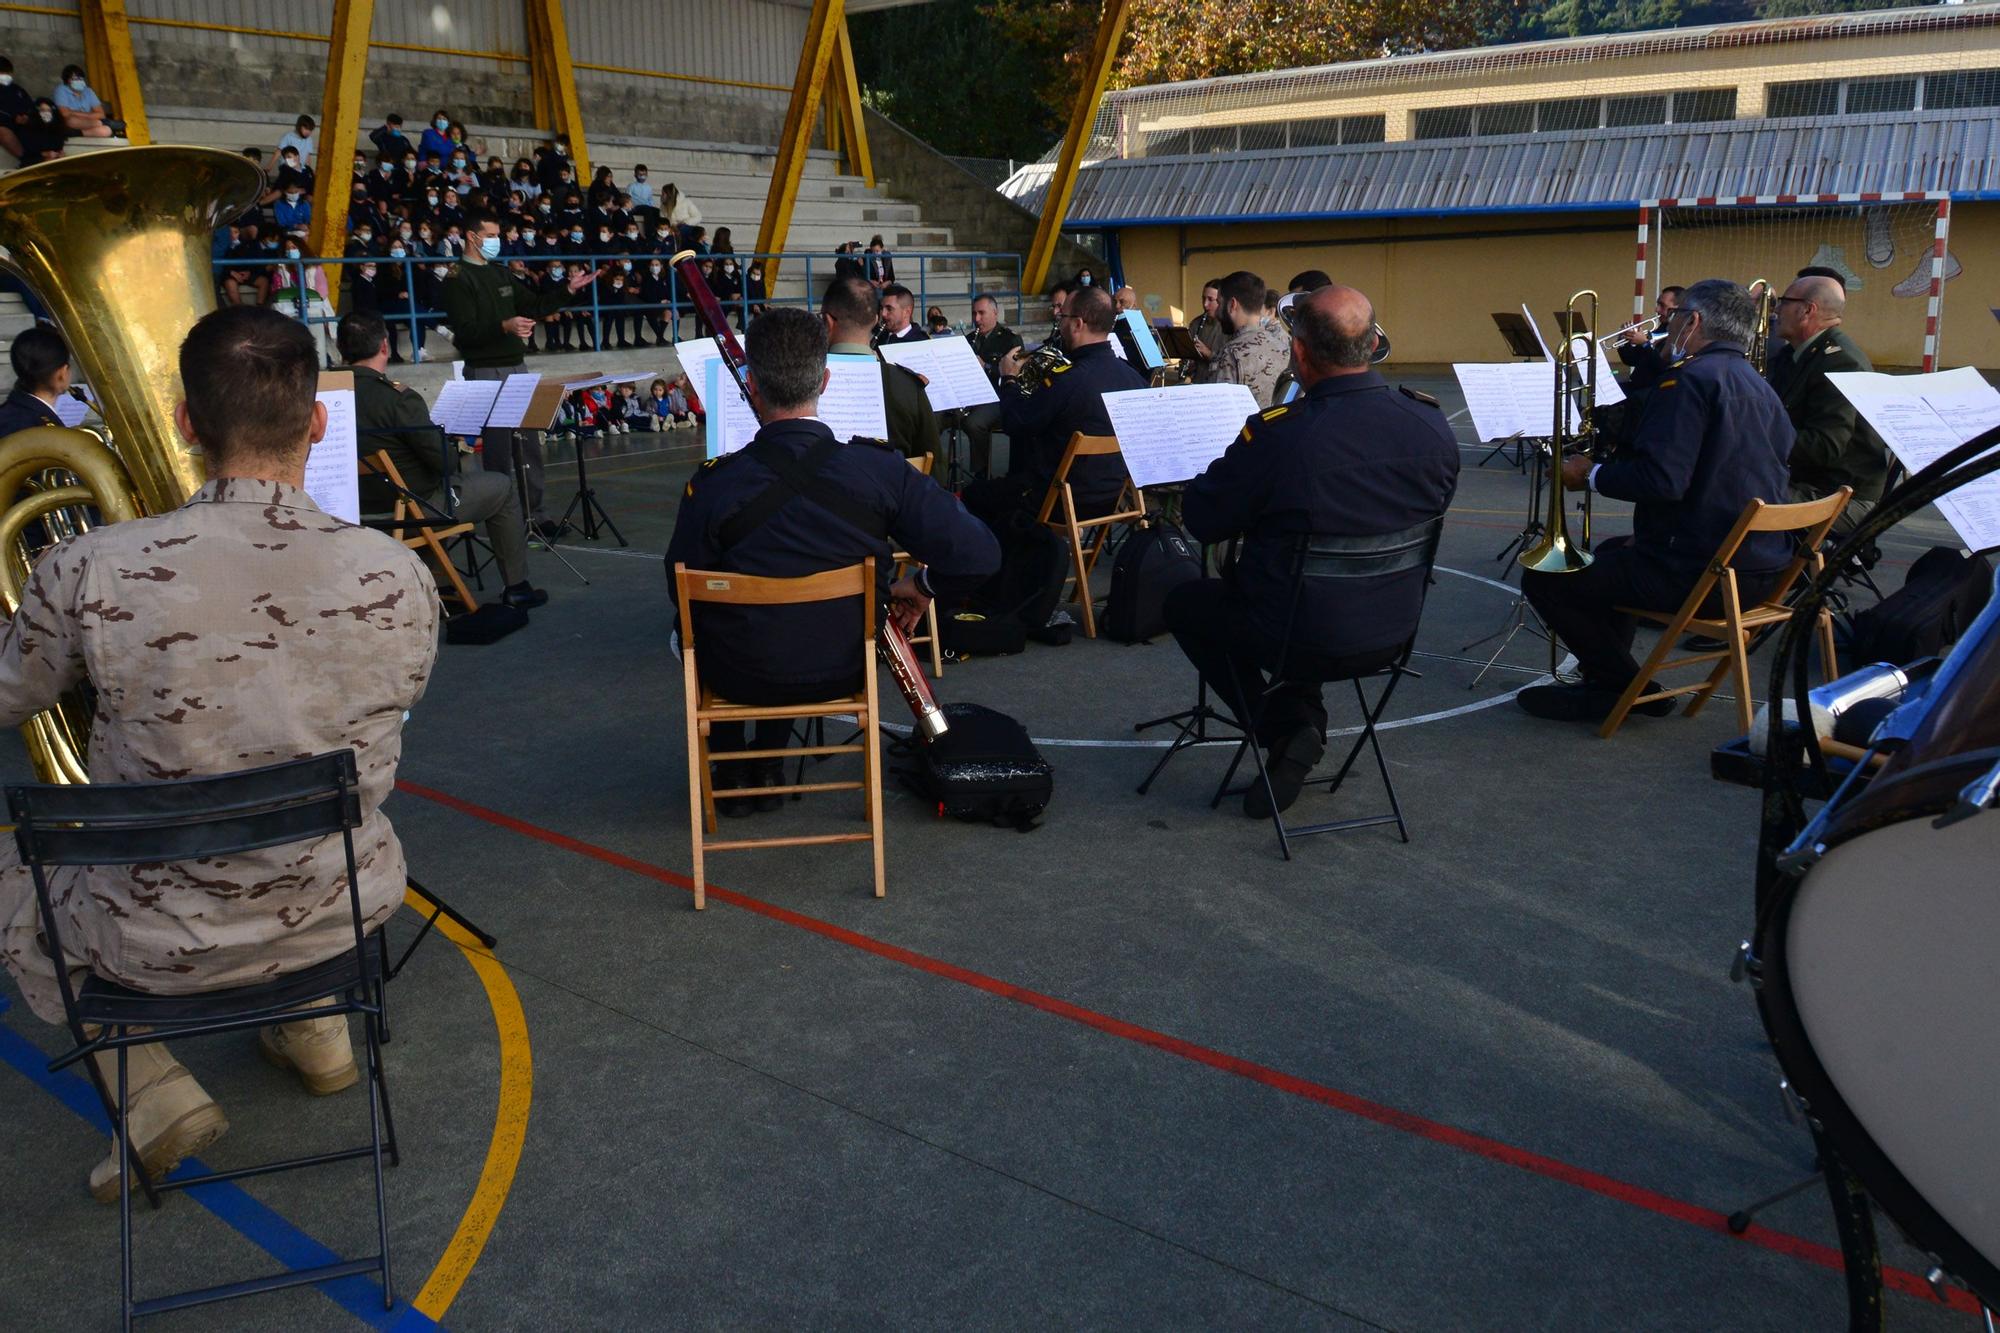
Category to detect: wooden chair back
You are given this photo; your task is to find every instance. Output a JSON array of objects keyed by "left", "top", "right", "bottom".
[
  {"left": 1033, "top": 432, "right": 1148, "bottom": 638},
  {"left": 358, "top": 450, "right": 480, "bottom": 615},
  {"left": 672, "top": 559, "right": 885, "bottom": 907},
  {"left": 1600, "top": 488, "right": 1852, "bottom": 738}
]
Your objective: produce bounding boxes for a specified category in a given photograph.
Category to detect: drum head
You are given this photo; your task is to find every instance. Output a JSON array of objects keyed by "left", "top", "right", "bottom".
[{"left": 1785, "top": 810, "right": 2000, "bottom": 1292}]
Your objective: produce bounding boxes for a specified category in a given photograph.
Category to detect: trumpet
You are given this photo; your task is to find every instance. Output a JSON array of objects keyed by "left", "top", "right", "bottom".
[
  {"left": 1746, "top": 277, "right": 1776, "bottom": 377},
  {"left": 1519, "top": 289, "right": 1600, "bottom": 578},
  {"left": 668, "top": 249, "right": 950, "bottom": 740},
  {"left": 1597, "top": 314, "right": 1662, "bottom": 347}
]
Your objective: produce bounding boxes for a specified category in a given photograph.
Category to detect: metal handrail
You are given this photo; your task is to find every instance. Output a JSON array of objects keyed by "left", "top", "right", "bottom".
[{"left": 209, "top": 249, "right": 1028, "bottom": 358}]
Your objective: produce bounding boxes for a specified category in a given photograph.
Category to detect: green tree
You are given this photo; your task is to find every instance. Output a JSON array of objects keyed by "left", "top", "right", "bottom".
[{"left": 848, "top": 0, "right": 1066, "bottom": 161}]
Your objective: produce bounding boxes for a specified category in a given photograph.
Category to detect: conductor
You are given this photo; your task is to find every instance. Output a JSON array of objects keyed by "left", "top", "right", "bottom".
[
  {"left": 665, "top": 309, "right": 998, "bottom": 815},
  {"left": 1166, "top": 286, "right": 1459, "bottom": 817}
]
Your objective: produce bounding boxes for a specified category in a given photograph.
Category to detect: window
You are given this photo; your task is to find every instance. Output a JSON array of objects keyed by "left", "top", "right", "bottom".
[
  {"left": 1847, "top": 76, "right": 1917, "bottom": 115},
  {"left": 1671, "top": 89, "right": 1737, "bottom": 123},
  {"left": 1767, "top": 80, "right": 1839, "bottom": 119},
  {"left": 1340, "top": 114, "right": 1386, "bottom": 144},
  {"left": 1413, "top": 106, "right": 1473, "bottom": 139},
  {"left": 1927, "top": 68, "right": 2000, "bottom": 109},
  {"left": 1537, "top": 97, "right": 1599, "bottom": 132},
  {"left": 1141, "top": 129, "right": 1190, "bottom": 156},
  {"left": 1239, "top": 123, "right": 1285, "bottom": 151},
  {"left": 1477, "top": 103, "right": 1534, "bottom": 136},
  {"left": 1188, "top": 127, "right": 1236, "bottom": 154},
  {"left": 1605, "top": 94, "right": 1668, "bottom": 128}
]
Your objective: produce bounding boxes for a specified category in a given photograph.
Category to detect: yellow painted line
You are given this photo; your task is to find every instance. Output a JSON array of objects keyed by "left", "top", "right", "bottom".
[{"left": 404, "top": 887, "right": 533, "bottom": 1321}]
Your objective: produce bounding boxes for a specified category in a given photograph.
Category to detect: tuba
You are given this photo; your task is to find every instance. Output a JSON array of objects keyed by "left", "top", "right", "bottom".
[
  {"left": 1746, "top": 277, "right": 1776, "bottom": 378},
  {"left": 1519, "top": 289, "right": 1599, "bottom": 577},
  {"left": 0, "top": 146, "right": 263, "bottom": 782}
]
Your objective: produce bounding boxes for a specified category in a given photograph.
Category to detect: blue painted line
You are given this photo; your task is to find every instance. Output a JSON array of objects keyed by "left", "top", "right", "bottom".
[{"left": 0, "top": 991, "right": 440, "bottom": 1331}]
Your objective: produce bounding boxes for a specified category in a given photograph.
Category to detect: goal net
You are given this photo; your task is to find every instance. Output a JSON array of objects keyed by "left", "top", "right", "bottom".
[{"left": 1641, "top": 197, "right": 1952, "bottom": 371}]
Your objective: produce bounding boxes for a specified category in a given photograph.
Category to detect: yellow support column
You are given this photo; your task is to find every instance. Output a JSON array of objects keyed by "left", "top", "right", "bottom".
[
  {"left": 756, "top": 0, "right": 845, "bottom": 281},
  {"left": 525, "top": 0, "right": 590, "bottom": 182},
  {"left": 830, "top": 17, "right": 873, "bottom": 189},
  {"left": 78, "top": 0, "right": 150, "bottom": 145},
  {"left": 308, "top": 0, "right": 374, "bottom": 297},
  {"left": 1024, "top": 0, "right": 1129, "bottom": 295}
]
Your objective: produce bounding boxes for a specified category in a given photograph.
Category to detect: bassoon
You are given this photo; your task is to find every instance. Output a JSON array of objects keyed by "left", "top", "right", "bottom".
[{"left": 670, "top": 250, "right": 949, "bottom": 741}]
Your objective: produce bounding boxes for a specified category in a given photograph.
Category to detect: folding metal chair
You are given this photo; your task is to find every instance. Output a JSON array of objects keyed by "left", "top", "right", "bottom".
[
  {"left": 1207, "top": 517, "right": 1446, "bottom": 859},
  {"left": 7, "top": 750, "right": 398, "bottom": 1329}
]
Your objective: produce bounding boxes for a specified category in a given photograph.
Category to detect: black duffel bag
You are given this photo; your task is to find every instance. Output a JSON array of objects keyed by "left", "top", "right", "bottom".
[
  {"left": 900, "top": 702, "right": 1052, "bottom": 830},
  {"left": 1102, "top": 518, "right": 1201, "bottom": 643}
]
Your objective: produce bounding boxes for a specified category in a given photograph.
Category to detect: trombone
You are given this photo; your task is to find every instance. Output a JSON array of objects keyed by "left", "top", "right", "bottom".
[
  {"left": 1519, "top": 289, "right": 1600, "bottom": 576},
  {"left": 1746, "top": 277, "right": 1776, "bottom": 377}
]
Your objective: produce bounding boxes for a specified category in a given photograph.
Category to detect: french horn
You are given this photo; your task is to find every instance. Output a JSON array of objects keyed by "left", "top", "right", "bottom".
[{"left": 0, "top": 146, "right": 262, "bottom": 781}]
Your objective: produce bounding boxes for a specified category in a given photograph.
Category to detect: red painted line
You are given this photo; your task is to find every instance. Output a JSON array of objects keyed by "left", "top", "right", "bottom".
[{"left": 392, "top": 779, "right": 1984, "bottom": 1318}]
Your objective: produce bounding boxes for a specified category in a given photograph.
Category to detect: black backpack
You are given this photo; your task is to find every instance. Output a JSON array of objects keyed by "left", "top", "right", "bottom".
[
  {"left": 1103, "top": 519, "right": 1201, "bottom": 643},
  {"left": 1844, "top": 546, "right": 1994, "bottom": 667},
  {"left": 900, "top": 702, "right": 1053, "bottom": 830}
]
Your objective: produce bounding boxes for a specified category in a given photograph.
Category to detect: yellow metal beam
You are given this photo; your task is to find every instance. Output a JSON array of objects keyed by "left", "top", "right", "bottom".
[
  {"left": 78, "top": 0, "right": 150, "bottom": 144},
  {"left": 831, "top": 17, "right": 873, "bottom": 189},
  {"left": 308, "top": 0, "right": 373, "bottom": 295},
  {"left": 525, "top": 0, "right": 590, "bottom": 182},
  {"left": 756, "top": 0, "right": 844, "bottom": 281},
  {"left": 1025, "top": 0, "right": 1128, "bottom": 295}
]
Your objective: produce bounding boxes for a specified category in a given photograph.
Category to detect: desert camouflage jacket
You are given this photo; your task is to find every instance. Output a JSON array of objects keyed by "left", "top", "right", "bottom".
[
  {"left": 1214, "top": 319, "right": 1293, "bottom": 409},
  {"left": 0, "top": 478, "right": 439, "bottom": 997}
]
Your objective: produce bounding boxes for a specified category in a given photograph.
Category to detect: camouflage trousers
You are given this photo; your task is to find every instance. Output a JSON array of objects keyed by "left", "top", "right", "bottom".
[{"left": 0, "top": 862, "right": 87, "bottom": 1024}]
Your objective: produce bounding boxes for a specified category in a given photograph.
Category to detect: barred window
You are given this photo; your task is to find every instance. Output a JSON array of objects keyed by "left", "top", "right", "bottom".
[
  {"left": 1476, "top": 103, "right": 1534, "bottom": 136},
  {"left": 1672, "top": 89, "right": 1737, "bottom": 123},
  {"left": 1926, "top": 69, "right": 2000, "bottom": 109},
  {"left": 1537, "top": 97, "right": 1599, "bottom": 132},
  {"left": 1606, "top": 94, "right": 1668, "bottom": 128},
  {"left": 1767, "top": 80, "right": 1841, "bottom": 119},
  {"left": 1847, "top": 76, "right": 1917, "bottom": 115},
  {"left": 1412, "top": 107, "right": 1473, "bottom": 140}
]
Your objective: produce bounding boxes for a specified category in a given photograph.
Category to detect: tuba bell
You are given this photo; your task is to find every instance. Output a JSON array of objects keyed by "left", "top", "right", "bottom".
[
  {"left": 1011, "top": 340, "right": 1071, "bottom": 396},
  {"left": 0, "top": 146, "right": 263, "bottom": 782}
]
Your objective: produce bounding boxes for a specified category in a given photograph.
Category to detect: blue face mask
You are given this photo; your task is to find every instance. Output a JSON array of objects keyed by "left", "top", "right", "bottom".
[
  {"left": 435, "top": 118, "right": 449, "bottom": 131},
  {"left": 479, "top": 236, "right": 502, "bottom": 260}
]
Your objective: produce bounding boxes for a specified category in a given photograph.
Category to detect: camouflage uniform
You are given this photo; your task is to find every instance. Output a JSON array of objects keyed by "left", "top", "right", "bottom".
[
  {"left": 1212, "top": 319, "right": 1293, "bottom": 408},
  {"left": 0, "top": 479, "right": 440, "bottom": 1024}
]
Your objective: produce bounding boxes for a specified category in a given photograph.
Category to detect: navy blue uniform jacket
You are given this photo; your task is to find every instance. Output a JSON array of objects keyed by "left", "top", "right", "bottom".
[
  {"left": 1593, "top": 341, "right": 1795, "bottom": 576},
  {"left": 1182, "top": 370, "right": 1460, "bottom": 658},
  {"left": 0, "top": 386, "right": 62, "bottom": 440},
  {"left": 999, "top": 339, "right": 1147, "bottom": 507},
  {"left": 665, "top": 418, "right": 999, "bottom": 688}
]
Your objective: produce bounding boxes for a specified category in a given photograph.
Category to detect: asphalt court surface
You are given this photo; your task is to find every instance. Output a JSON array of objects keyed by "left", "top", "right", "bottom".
[{"left": 0, "top": 372, "right": 1979, "bottom": 1330}]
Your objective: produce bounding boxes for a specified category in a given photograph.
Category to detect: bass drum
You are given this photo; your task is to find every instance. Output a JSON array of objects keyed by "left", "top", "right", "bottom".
[{"left": 1755, "top": 742, "right": 2000, "bottom": 1308}]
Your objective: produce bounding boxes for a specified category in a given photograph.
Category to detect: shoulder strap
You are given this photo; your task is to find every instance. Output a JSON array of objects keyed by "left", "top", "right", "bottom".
[{"left": 715, "top": 433, "right": 890, "bottom": 550}]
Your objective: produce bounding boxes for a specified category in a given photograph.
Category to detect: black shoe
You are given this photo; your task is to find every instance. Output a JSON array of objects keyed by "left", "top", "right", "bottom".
[
  {"left": 751, "top": 759, "right": 784, "bottom": 813},
  {"left": 1244, "top": 726, "right": 1325, "bottom": 819},
  {"left": 502, "top": 582, "right": 548, "bottom": 609},
  {"left": 713, "top": 762, "right": 754, "bottom": 819},
  {"left": 389, "top": 352, "right": 406, "bottom": 365},
  {"left": 1681, "top": 634, "right": 1728, "bottom": 653},
  {"left": 1516, "top": 682, "right": 1676, "bottom": 722}
]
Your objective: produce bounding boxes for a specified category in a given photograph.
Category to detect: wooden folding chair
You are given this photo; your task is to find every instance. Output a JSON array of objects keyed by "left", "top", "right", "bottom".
[
  {"left": 894, "top": 453, "right": 943, "bottom": 676},
  {"left": 673, "top": 558, "right": 885, "bottom": 909},
  {"left": 1033, "top": 432, "right": 1146, "bottom": 638},
  {"left": 1599, "top": 488, "right": 1851, "bottom": 739},
  {"left": 358, "top": 450, "right": 480, "bottom": 615}
]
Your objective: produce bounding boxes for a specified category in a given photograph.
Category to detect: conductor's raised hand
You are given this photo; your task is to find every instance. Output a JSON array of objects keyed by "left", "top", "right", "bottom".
[{"left": 566, "top": 267, "right": 600, "bottom": 293}]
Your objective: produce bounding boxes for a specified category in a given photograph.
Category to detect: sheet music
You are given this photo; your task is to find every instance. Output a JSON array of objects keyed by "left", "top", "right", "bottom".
[
  {"left": 1830, "top": 367, "right": 2000, "bottom": 550},
  {"left": 1117, "top": 311, "right": 1167, "bottom": 371},
  {"left": 430, "top": 379, "right": 501, "bottom": 437},
  {"left": 674, "top": 337, "right": 725, "bottom": 385},
  {"left": 1520, "top": 304, "right": 1555, "bottom": 362},
  {"left": 1452, "top": 362, "right": 1574, "bottom": 440},
  {"left": 485, "top": 373, "right": 543, "bottom": 430},
  {"left": 52, "top": 393, "right": 90, "bottom": 427},
  {"left": 1101, "top": 383, "right": 1258, "bottom": 488},
  {"left": 703, "top": 358, "right": 758, "bottom": 458},
  {"left": 820, "top": 354, "right": 890, "bottom": 442},
  {"left": 309, "top": 375, "right": 360, "bottom": 523},
  {"left": 878, "top": 336, "right": 1000, "bottom": 412}
]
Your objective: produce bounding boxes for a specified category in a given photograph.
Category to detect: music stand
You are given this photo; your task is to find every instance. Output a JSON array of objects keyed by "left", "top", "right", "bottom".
[
  {"left": 1550, "top": 310, "right": 1589, "bottom": 340},
  {"left": 1459, "top": 439, "right": 1564, "bottom": 686},
  {"left": 1490, "top": 313, "right": 1542, "bottom": 359},
  {"left": 558, "top": 438, "right": 627, "bottom": 545},
  {"left": 1156, "top": 325, "right": 1202, "bottom": 360},
  {"left": 480, "top": 377, "right": 590, "bottom": 586}
]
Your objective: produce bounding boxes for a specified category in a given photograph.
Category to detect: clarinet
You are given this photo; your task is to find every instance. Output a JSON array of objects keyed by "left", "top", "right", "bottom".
[{"left": 669, "top": 251, "right": 950, "bottom": 741}]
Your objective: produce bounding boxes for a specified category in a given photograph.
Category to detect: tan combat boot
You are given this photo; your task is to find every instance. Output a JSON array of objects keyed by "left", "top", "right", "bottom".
[
  {"left": 87, "top": 1040, "right": 229, "bottom": 1204},
  {"left": 259, "top": 1000, "right": 359, "bottom": 1096}
]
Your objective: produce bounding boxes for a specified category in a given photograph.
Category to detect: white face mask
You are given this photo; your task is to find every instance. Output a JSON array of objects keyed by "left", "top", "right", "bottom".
[
  {"left": 359, "top": 266, "right": 377, "bottom": 279},
  {"left": 0, "top": 75, "right": 12, "bottom": 87},
  {"left": 283, "top": 157, "right": 298, "bottom": 168},
  {"left": 598, "top": 232, "right": 610, "bottom": 243},
  {"left": 285, "top": 192, "right": 301, "bottom": 203},
  {"left": 649, "top": 264, "right": 662, "bottom": 275},
  {"left": 625, "top": 230, "right": 639, "bottom": 240},
  {"left": 426, "top": 194, "right": 439, "bottom": 206},
  {"left": 38, "top": 109, "right": 53, "bottom": 123}
]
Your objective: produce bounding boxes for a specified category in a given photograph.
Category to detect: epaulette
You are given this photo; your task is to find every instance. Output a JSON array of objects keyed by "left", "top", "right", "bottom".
[
  {"left": 1258, "top": 403, "right": 1290, "bottom": 423},
  {"left": 1398, "top": 385, "right": 1441, "bottom": 408},
  {"left": 1045, "top": 361, "right": 1072, "bottom": 382},
  {"left": 1656, "top": 378, "right": 1678, "bottom": 389},
  {"left": 684, "top": 452, "right": 726, "bottom": 497},
  {"left": 850, "top": 435, "right": 895, "bottom": 451},
  {"left": 390, "top": 380, "right": 409, "bottom": 393}
]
